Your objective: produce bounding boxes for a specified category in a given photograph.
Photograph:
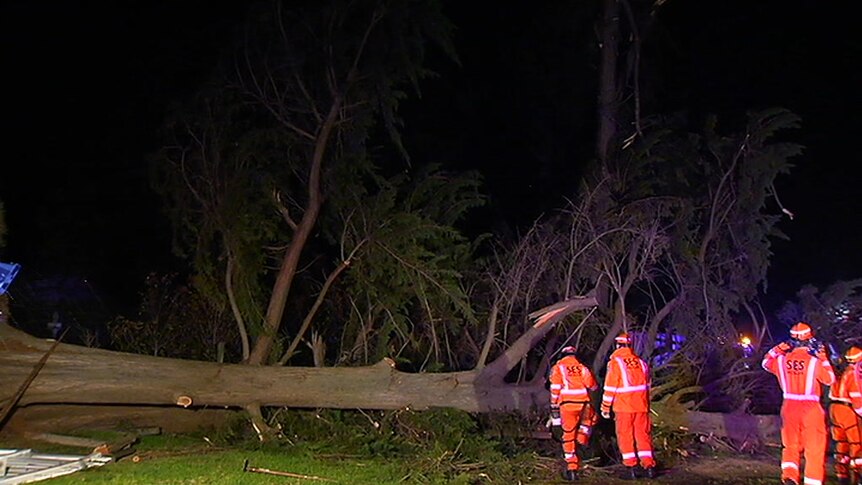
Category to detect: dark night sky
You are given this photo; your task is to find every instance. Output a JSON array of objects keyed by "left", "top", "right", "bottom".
[{"left": 2, "top": 1, "right": 861, "bottom": 318}]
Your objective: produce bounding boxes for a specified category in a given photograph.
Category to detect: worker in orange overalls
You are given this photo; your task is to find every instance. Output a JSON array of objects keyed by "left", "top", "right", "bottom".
[
  {"left": 762, "top": 322, "right": 835, "bottom": 485},
  {"left": 830, "top": 345, "right": 862, "bottom": 485},
  {"left": 854, "top": 355, "right": 862, "bottom": 484},
  {"left": 549, "top": 345, "right": 598, "bottom": 481},
  {"left": 600, "top": 332, "right": 656, "bottom": 480}
]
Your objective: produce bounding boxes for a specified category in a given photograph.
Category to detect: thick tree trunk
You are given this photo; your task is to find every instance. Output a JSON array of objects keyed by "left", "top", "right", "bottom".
[
  {"left": 0, "top": 298, "right": 595, "bottom": 424},
  {"left": 0, "top": 323, "right": 538, "bottom": 413},
  {"left": 652, "top": 399, "right": 781, "bottom": 446},
  {"left": 596, "top": 0, "right": 620, "bottom": 163},
  {"left": 1, "top": 295, "right": 783, "bottom": 446}
]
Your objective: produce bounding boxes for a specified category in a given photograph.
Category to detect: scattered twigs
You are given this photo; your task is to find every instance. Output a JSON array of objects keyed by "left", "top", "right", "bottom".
[
  {"left": 242, "top": 459, "right": 335, "bottom": 481},
  {"left": 92, "top": 433, "right": 139, "bottom": 461},
  {"left": 698, "top": 433, "right": 738, "bottom": 452}
]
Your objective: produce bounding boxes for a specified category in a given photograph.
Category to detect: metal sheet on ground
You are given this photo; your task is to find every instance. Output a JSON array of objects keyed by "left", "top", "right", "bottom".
[{"left": 0, "top": 449, "right": 111, "bottom": 484}]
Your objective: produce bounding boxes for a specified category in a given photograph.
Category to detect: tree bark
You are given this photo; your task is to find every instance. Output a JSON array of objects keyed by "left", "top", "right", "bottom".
[
  {"left": 1, "top": 294, "right": 784, "bottom": 446},
  {"left": 651, "top": 398, "right": 780, "bottom": 446},
  {"left": 0, "top": 298, "right": 595, "bottom": 420},
  {"left": 0, "top": 325, "right": 488, "bottom": 411},
  {"left": 596, "top": 0, "right": 621, "bottom": 164}
]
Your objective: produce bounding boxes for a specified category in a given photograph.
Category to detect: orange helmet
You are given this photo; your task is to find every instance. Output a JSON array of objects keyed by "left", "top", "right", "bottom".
[
  {"left": 845, "top": 346, "right": 862, "bottom": 363},
  {"left": 790, "top": 322, "right": 813, "bottom": 341},
  {"left": 615, "top": 333, "right": 632, "bottom": 345}
]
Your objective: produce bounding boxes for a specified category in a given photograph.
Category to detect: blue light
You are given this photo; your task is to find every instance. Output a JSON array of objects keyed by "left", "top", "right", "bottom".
[{"left": 0, "top": 262, "right": 21, "bottom": 295}]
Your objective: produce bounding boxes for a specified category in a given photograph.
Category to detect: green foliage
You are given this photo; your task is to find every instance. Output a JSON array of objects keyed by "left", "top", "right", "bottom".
[
  {"left": 107, "top": 273, "right": 241, "bottom": 361},
  {"left": 643, "top": 109, "right": 802, "bottom": 404},
  {"left": 529, "top": 108, "right": 803, "bottom": 405},
  {"left": 778, "top": 279, "right": 862, "bottom": 351},
  {"left": 31, "top": 411, "right": 782, "bottom": 484},
  {"left": 608, "top": 108, "right": 801, "bottom": 336},
  {"left": 270, "top": 407, "right": 485, "bottom": 458},
  {"left": 151, "top": 85, "right": 278, "bottom": 343},
  {"left": 267, "top": 408, "right": 548, "bottom": 484},
  {"left": 150, "top": 0, "right": 465, "bottom": 364},
  {"left": 326, "top": 164, "right": 486, "bottom": 369}
]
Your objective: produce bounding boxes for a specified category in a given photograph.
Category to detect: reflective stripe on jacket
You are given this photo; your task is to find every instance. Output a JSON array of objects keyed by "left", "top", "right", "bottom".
[
  {"left": 601, "top": 347, "right": 650, "bottom": 414},
  {"left": 762, "top": 345, "right": 835, "bottom": 401},
  {"left": 830, "top": 365, "right": 862, "bottom": 416},
  {"left": 829, "top": 367, "right": 853, "bottom": 403},
  {"left": 851, "top": 361, "right": 862, "bottom": 415},
  {"left": 549, "top": 355, "right": 597, "bottom": 405}
]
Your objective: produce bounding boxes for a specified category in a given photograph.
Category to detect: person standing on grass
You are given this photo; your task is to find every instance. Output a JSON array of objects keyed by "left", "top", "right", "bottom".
[
  {"left": 600, "top": 332, "right": 656, "bottom": 480},
  {"left": 549, "top": 345, "right": 598, "bottom": 481},
  {"left": 762, "top": 322, "right": 835, "bottom": 485}
]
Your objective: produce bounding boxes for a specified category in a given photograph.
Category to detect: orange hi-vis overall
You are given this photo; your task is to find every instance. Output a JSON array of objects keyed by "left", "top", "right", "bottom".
[
  {"left": 601, "top": 347, "right": 655, "bottom": 469},
  {"left": 850, "top": 360, "right": 862, "bottom": 474},
  {"left": 549, "top": 355, "right": 597, "bottom": 471},
  {"left": 854, "top": 360, "right": 862, "bottom": 415},
  {"left": 829, "top": 365, "right": 862, "bottom": 483},
  {"left": 762, "top": 344, "right": 835, "bottom": 485}
]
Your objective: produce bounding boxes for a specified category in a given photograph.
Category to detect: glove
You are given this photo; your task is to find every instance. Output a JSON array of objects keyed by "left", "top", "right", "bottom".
[
  {"left": 601, "top": 410, "right": 611, "bottom": 420},
  {"left": 776, "top": 341, "right": 792, "bottom": 353}
]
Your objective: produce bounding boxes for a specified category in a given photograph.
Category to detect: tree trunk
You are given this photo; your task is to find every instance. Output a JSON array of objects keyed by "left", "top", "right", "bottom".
[
  {"left": 1, "top": 296, "right": 595, "bottom": 426},
  {"left": 596, "top": 0, "right": 620, "bottom": 164},
  {"left": 651, "top": 399, "right": 781, "bottom": 446},
  {"left": 1, "top": 300, "right": 784, "bottom": 446},
  {"left": 0, "top": 324, "right": 523, "bottom": 413}
]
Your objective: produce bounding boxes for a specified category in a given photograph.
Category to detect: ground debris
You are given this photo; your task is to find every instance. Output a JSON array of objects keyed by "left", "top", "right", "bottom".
[{"left": 0, "top": 448, "right": 111, "bottom": 484}]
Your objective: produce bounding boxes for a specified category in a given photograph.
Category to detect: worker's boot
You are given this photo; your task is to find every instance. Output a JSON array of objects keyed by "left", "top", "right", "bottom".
[
  {"left": 781, "top": 479, "right": 798, "bottom": 485},
  {"left": 562, "top": 469, "right": 578, "bottom": 481},
  {"left": 623, "top": 466, "right": 638, "bottom": 480},
  {"left": 644, "top": 466, "right": 657, "bottom": 479}
]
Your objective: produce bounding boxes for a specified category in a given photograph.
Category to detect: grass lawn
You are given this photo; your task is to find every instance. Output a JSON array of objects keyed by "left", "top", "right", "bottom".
[{"left": 0, "top": 409, "right": 814, "bottom": 484}]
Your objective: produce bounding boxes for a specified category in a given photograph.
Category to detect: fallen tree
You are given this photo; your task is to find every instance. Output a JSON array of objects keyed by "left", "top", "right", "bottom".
[
  {"left": 651, "top": 392, "right": 781, "bottom": 448},
  {"left": 0, "top": 294, "right": 783, "bottom": 447},
  {"left": 0, "top": 297, "right": 595, "bottom": 433}
]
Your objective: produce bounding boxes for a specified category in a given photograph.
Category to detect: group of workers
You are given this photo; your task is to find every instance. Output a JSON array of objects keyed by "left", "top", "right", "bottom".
[
  {"left": 547, "top": 322, "right": 862, "bottom": 485},
  {"left": 762, "top": 322, "right": 862, "bottom": 485},
  {"left": 548, "top": 332, "right": 655, "bottom": 481}
]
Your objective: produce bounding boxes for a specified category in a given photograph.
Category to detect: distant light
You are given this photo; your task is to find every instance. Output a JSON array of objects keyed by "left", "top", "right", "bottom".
[
  {"left": 0, "top": 261, "right": 21, "bottom": 295},
  {"left": 739, "top": 336, "right": 752, "bottom": 347}
]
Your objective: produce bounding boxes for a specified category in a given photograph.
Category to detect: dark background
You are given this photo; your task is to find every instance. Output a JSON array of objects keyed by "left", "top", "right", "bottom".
[{"left": 2, "top": 1, "right": 860, "bottom": 322}]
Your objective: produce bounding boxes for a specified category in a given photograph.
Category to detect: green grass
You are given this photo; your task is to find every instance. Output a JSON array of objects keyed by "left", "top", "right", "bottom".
[
  {"left": 45, "top": 445, "right": 411, "bottom": 484},
  {"left": 37, "top": 434, "right": 545, "bottom": 484},
  {"left": 18, "top": 409, "right": 555, "bottom": 484},
  {"left": 3, "top": 409, "right": 790, "bottom": 484}
]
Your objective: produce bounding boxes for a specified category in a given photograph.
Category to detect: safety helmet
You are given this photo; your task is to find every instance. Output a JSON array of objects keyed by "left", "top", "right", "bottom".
[
  {"left": 790, "top": 322, "right": 813, "bottom": 341},
  {"left": 559, "top": 345, "right": 577, "bottom": 356},
  {"left": 845, "top": 346, "right": 862, "bottom": 363},
  {"left": 615, "top": 333, "right": 632, "bottom": 345}
]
